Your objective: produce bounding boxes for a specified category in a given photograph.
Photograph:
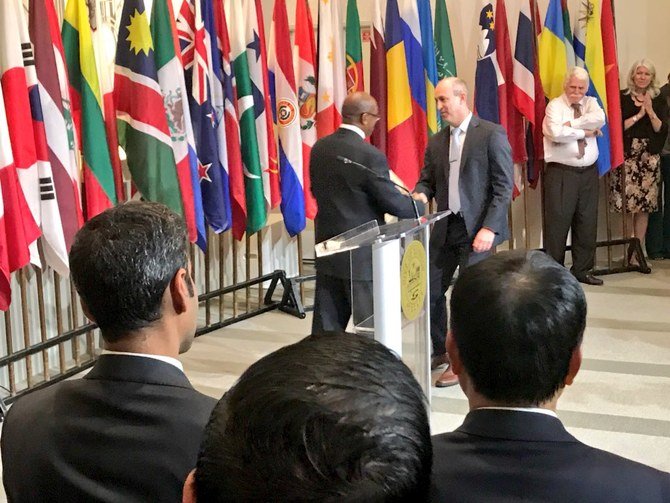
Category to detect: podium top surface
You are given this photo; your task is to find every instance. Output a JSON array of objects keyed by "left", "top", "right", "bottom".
[{"left": 315, "top": 211, "right": 449, "bottom": 258}]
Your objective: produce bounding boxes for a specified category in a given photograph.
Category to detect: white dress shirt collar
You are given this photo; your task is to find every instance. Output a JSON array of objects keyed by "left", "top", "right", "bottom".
[
  {"left": 339, "top": 123, "right": 366, "bottom": 140},
  {"left": 477, "top": 406, "right": 559, "bottom": 418},
  {"left": 101, "top": 349, "right": 184, "bottom": 372},
  {"left": 451, "top": 112, "right": 473, "bottom": 134}
]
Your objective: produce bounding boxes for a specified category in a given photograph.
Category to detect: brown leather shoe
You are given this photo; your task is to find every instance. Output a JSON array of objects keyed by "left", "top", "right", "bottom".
[
  {"left": 435, "top": 366, "right": 459, "bottom": 387},
  {"left": 431, "top": 353, "right": 449, "bottom": 370}
]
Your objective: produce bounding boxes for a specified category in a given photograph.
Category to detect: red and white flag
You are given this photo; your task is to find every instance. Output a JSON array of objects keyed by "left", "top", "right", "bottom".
[
  {"left": 0, "top": 0, "right": 44, "bottom": 269},
  {"left": 495, "top": 0, "right": 526, "bottom": 199},
  {"left": 30, "top": 0, "right": 85, "bottom": 276},
  {"left": 0, "top": 87, "right": 16, "bottom": 310},
  {"left": 316, "top": 0, "right": 346, "bottom": 138},
  {"left": 294, "top": 0, "right": 318, "bottom": 219}
]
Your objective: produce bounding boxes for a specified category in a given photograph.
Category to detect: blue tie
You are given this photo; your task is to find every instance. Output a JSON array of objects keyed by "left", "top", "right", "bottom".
[{"left": 449, "top": 127, "right": 461, "bottom": 213}]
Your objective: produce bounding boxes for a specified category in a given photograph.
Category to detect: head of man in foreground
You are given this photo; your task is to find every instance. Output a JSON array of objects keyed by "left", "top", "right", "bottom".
[
  {"left": 184, "top": 333, "right": 433, "bottom": 502},
  {"left": 448, "top": 250, "right": 586, "bottom": 409},
  {"left": 70, "top": 200, "right": 198, "bottom": 356}
]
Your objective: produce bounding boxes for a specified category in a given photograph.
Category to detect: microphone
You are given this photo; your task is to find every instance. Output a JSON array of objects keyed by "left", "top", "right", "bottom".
[{"left": 336, "top": 155, "right": 422, "bottom": 221}]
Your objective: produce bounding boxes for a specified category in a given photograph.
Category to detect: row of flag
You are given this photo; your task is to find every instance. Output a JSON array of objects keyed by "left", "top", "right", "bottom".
[{"left": 0, "top": 0, "right": 626, "bottom": 311}]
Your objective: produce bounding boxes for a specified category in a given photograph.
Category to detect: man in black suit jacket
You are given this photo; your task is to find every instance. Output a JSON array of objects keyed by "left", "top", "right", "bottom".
[
  {"left": 1, "top": 202, "right": 216, "bottom": 502},
  {"left": 310, "top": 92, "right": 424, "bottom": 333},
  {"left": 431, "top": 250, "right": 670, "bottom": 502},
  {"left": 413, "top": 77, "right": 513, "bottom": 387}
]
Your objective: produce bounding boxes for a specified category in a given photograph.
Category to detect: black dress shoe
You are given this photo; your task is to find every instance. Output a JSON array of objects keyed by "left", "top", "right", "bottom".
[{"left": 576, "top": 274, "right": 603, "bottom": 286}]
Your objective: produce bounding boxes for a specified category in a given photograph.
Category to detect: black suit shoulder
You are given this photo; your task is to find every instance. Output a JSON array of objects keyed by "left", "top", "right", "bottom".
[
  {"left": 431, "top": 415, "right": 670, "bottom": 503},
  {"left": 1, "top": 356, "right": 216, "bottom": 503}
]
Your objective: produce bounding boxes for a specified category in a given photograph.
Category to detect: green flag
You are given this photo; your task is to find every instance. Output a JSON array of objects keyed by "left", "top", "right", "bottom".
[
  {"left": 434, "top": 0, "right": 457, "bottom": 130},
  {"left": 345, "top": 0, "right": 364, "bottom": 93},
  {"left": 434, "top": 0, "right": 457, "bottom": 80},
  {"left": 229, "top": 0, "right": 266, "bottom": 234}
]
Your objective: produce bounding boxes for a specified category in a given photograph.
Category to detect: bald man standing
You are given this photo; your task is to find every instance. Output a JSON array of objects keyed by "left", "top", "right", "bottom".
[{"left": 310, "top": 92, "right": 425, "bottom": 334}]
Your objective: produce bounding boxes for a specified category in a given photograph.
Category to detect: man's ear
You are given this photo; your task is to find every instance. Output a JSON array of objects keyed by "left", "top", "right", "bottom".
[
  {"left": 169, "top": 267, "right": 190, "bottom": 315},
  {"left": 564, "top": 346, "right": 582, "bottom": 386},
  {"left": 182, "top": 469, "right": 197, "bottom": 503},
  {"left": 446, "top": 330, "right": 463, "bottom": 375}
]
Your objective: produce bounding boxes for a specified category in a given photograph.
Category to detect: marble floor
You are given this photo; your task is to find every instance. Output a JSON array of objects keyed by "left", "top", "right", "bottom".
[{"left": 1, "top": 259, "right": 669, "bottom": 500}]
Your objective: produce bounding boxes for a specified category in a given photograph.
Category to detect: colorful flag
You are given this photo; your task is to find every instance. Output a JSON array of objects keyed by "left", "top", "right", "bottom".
[
  {"left": 151, "top": 0, "right": 203, "bottom": 244},
  {"left": 294, "top": 0, "right": 318, "bottom": 219},
  {"left": 345, "top": 0, "right": 364, "bottom": 94},
  {"left": 0, "top": 0, "right": 44, "bottom": 269},
  {"left": 245, "top": 0, "right": 280, "bottom": 210},
  {"left": 417, "top": 0, "right": 438, "bottom": 136},
  {"left": 91, "top": 7, "right": 125, "bottom": 205},
  {"left": 602, "top": 0, "right": 623, "bottom": 171},
  {"left": 201, "top": 0, "right": 233, "bottom": 232},
  {"left": 474, "top": 2, "right": 501, "bottom": 123},
  {"left": 213, "top": 0, "right": 247, "bottom": 240},
  {"left": 45, "top": 0, "right": 84, "bottom": 228},
  {"left": 30, "top": 0, "right": 83, "bottom": 267},
  {"left": 400, "top": 0, "right": 428, "bottom": 171},
  {"left": 176, "top": 0, "right": 231, "bottom": 243},
  {"left": 513, "top": 0, "right": 545, "bottom": 189},
  {"left": 385, "top": 0, "right": 423, "bottom": 189},
  {"left": 62, "top": 0, "right": 117, "bottom": 219},
  {"left": 229, "top": 0, "right": 266, "bottom": 234},
  {"left": 538, "top": 0, "right": 575, "bottom": 99},
  {"left": 269, "top": 0, "right": 305, "bottom": 237},
  {"left": 0, "top": 82, "right": 40, "bottom": 303},
  {"left": 0, "top": 87, "right": 16, "bottom": 309},
  {"left": 10, "top": 0, "right": 71, "bottom": 276},
  {"left": 316, "top": 0, "right": 346, "bottom": 138},
  {"left": 434, "top": 0, "right": 457, "bottom": 83},
  {"left": 583, "top": 0, "right": 613, "bottom": 176},
  {"left": 495, "top": 0, "right": 526, "bottom": 183},
  {"left": 573, "top": 1, "right": 586, "bottom": 68},
  {"left": 369, "top": 0, "right": 387, "bottom": 152},
  {"left": 115, "top": 0, "right": 186, "bottom": 227}
]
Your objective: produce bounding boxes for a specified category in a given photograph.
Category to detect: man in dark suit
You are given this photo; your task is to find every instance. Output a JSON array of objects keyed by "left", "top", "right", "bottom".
[
  {"left": 431, "top": 250, "right": 670, "bottom": 502},
  {"left": 1, "top": 202, "right": 216, "bottom": 503},
  {"left": 310, "top": 92, "right": 424, "bottom": 334},
  {"left": 413, "top": 77, "right": 513, "bottom": 387},
  {"left": 182, "top": 332, "right": 432, "bottom": 502}
]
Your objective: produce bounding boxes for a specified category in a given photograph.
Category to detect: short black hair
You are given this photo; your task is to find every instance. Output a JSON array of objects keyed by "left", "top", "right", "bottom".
[
  {"left": 194, "top": 333, "right": 432, "bottom": 502},
  {"left": 450, "top": 250, "right": 587, "bottom": 405},
  {"left": 69, "top": 201, "right": 190, "bottom": 343}
]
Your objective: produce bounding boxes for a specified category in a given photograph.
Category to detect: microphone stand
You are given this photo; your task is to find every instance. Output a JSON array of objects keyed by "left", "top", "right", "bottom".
[{"left": 336, "top": 155, "right": 422, "bottom": 221}]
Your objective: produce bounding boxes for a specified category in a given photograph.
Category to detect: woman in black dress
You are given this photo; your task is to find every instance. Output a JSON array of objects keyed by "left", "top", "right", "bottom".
[{"left": 609, "top": 59, "right": 668, "bottom": 266}]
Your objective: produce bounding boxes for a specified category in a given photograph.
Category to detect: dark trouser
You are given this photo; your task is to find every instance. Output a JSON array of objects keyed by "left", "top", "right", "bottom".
[
  {"left": 311, "top": 272, "right": 373, "bottom": 334},
  {"left": 646, "top": 154, "right": 670, "bottom": 257},
  {"left": 544, "top": 162, "right": 599, "bottom": 277},
  {"left": 429, "top": 214, "right": 490, "bottom": 357}
]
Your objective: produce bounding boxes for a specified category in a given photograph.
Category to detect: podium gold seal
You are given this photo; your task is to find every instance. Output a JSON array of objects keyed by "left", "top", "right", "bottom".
[{"left": 400, "top": 240, "right": 427, "bottom": 321}]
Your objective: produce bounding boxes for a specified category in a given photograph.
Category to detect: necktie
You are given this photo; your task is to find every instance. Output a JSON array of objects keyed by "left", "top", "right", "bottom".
[
  {"left": 449, "top": 127, "right": 461, "bottom": 213},
  {"left": 572, "top": 103, "right": 585, "bottom": 159}
]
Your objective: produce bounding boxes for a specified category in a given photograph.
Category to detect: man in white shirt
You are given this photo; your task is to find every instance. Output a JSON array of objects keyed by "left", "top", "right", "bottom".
[
  {"left": 543, "top": 67, "right": 606, "bottom": 285},
  {"left": 1, "top": 202, "right": 216, "bottom": 503},
  {"left": 430, "top": 251, "right": 670, "bottom": 502}
]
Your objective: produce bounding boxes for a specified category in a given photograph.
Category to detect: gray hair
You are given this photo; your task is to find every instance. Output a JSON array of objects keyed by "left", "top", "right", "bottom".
[
  {"left": 439, "top": 77, "right": 469, "bottom": 98},
  {"left": 563, "top": 67, "right": 590, "bottom": 88},
  {"left": 624, "top": 59, "right": 660, "bottom": 98}
]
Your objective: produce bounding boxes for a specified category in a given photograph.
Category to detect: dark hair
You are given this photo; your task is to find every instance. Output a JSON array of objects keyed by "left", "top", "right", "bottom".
[
  {"left": 194, "top": 333, "right": 432, "bottom": 502},
  {"left": 69, "top": 201, "right": 190, "bottom": 343},
  {"left": 450, "top": 250, "right": 586, "bottom": 405}
]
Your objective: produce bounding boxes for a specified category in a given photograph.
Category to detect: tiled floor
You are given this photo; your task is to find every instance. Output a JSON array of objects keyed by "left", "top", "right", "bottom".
[{"left": 1, "top": 260, "right": 669, "bottom": 500}]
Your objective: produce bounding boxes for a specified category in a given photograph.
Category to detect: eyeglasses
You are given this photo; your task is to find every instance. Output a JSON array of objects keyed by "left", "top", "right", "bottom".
[{"left": 363, "top": 111, "right": 381, "bottom": 121}]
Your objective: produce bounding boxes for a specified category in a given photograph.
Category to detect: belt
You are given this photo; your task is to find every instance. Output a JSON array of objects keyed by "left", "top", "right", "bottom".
[{"left": 547, "top": 162, "right": 596, "bottom": 172}]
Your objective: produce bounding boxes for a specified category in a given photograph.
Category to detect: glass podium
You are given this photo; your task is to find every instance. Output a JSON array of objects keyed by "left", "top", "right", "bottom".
[{"left": 315, "top": 212, "right": 449, "bottom": 400}]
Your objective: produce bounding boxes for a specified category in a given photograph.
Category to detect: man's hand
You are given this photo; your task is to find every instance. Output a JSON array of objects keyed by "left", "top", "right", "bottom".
[
  {"left": 472, "top": 228, "right": 495, "bottom": 253},
  {"left": 584, "top": 129, "right": 603, "bottom": 138},
  {"left": 412, "top": 192, "right": 429, "bottom": 204}
]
